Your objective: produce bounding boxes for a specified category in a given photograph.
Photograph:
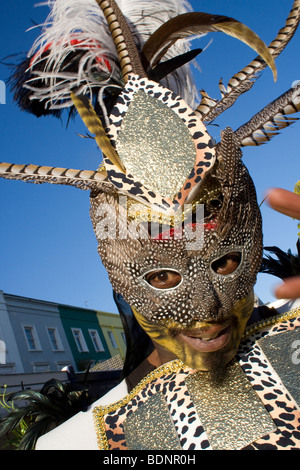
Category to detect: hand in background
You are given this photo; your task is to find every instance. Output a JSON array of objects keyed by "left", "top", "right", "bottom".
[{"left": 267, "top": 188, "right": 300, "bottom": 299}]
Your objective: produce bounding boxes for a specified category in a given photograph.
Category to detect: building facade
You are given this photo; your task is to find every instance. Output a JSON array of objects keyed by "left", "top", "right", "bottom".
[
  {"left": 0, "top": 291, "right": 23, "bottom": 374},
  {"left": 97, "top": 311, "right": 127, "bottom": 360},
  {"left": 1, "top": 291, "right": 75, "bottom": 374},
  {"left": 0, "top": 290, "right": 126, "bottom": 375},
  {"left": 58, "top": 305, "right": 111, "bottom": 371}
]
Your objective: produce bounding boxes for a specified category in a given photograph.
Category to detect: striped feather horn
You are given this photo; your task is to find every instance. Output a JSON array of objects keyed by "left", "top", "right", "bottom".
[
  {"left": 96, "top": 0, "right": 146, "bottom": 82},
  {"left": 0, "top": 162, "right": 108, "bottom": 191},
  {"left": 234, "top": 82, "right": 300, "bottom": 147},
  {"left": 196, "top": 0, "right": 300, "bottom": 122}
]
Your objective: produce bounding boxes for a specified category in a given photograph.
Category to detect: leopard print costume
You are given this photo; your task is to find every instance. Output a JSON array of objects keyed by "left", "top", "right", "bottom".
[{"left": 93, "top": 309, "right": 300, "bottom": 450}]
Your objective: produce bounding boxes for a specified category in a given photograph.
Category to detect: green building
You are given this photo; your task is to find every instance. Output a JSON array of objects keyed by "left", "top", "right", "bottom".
[{"left": 58, "top": 305, "right": 111, "bottom": 371}]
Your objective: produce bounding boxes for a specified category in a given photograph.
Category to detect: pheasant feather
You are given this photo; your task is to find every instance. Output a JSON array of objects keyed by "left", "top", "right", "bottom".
[
  {"left": 234, "top": 82, "right": 300, "bottom": 146},
  {"left": 196, "top": 0, "right": 300, "bottom": 122},
  {"left": 142, "top": 12, "right": 276, "bottom": 81},
  {"left": 70, "top": 92, "right": 125, "bottom": 172},
  {"left": 0, "top": 162, "right": 108, "bottom": 190}
]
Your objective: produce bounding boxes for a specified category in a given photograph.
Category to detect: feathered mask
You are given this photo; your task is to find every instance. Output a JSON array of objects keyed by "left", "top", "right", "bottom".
[{"left": 1, "top": 0, "right": 300, "bottom": 336}]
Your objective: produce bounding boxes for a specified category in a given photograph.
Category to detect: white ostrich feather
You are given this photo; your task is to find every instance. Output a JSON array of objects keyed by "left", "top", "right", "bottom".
[{"left": 26, "top": 0, "right": 199, "bottom": 112}]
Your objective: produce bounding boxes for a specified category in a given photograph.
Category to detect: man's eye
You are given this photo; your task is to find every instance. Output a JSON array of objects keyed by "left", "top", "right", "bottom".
[
  {"left": 211, "top": 252, "right": 242, "bottom": 275},
  {"left": 145, "top": 270, "right": 182, "bottom": 289}
]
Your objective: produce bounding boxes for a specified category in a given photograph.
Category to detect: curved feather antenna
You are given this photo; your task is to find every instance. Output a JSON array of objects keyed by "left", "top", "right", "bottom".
[
  {"left": 141, "top": 11, "right": 276, "bottom": 80},
  {"left": 70, "top": 92, "right": 125, "bottom": 173},
  {"left": 234, "top": 82, "right": 300, "bottom": 146},
  {"left": 96, "top": 0, "right": 146, "bottom": 82},
  {"left": 267, "top": 0, "right": 300, "bottom": 56},
  {"left": 197, "top": 0, "right": 300, "bottom": 122},
  {"left": 0, "top": 162, "right": 109, "bottom": 191}
]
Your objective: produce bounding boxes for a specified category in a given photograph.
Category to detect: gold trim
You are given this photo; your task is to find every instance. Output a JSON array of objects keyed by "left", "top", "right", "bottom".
[
  {"left": 93, "top": 359, "right": 185, "bottom": 450},
  {"left": 126, "top": 185, "right": 222, "bottom": 226},
  {"left": 242, "top": 306, "right": 300, "bottom": 340}
]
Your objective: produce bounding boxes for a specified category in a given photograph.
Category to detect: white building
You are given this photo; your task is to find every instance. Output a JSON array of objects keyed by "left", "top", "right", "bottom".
[{"left": 0, "top": 290, "right": 74, "bottom": 375}]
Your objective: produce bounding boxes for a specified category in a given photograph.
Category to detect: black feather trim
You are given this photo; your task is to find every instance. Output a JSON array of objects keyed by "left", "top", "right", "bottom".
[
  {"left": 8, "top": 50, "right": 122, "bottom": 119},
  {"left": 8, "top": 55, "right": 64, "bottom": 118},
  {"left": 259, "top": 241, "right": 300, "bottom": 279},
  {"left": 148, "top": 48, "right": 202, "bottom": 82}
]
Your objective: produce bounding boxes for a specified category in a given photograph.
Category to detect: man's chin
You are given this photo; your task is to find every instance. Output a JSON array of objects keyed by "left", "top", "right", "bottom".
[
  {"left": 179, "top": 343, "right": 237, "bottom": 372},
  {"left": 169, "top": 322, "right": 240, "bottom": 372}
]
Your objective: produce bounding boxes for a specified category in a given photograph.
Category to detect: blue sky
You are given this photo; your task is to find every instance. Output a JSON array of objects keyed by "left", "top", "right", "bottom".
[{"left": 0, "top": 0, "right": 299, "bottom": 313}]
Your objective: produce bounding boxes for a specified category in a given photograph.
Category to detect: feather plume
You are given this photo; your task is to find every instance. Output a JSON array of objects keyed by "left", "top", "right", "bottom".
[
  {"left": 0, "top": 379, "right": 93, "bottom": 450},
  {"left": 116, "top": 0, "right": 198, "bottom": 104},
  {"left": 142, "top": 12, "right": 276, "bottom": 82},
  {"left": 10, "top": 0, "right": 198, "bottom": 118},
  {"left": 260, "top": 240, "right": 300, "bottom": 279},
  {"left": 70, "top": 92, "right": 125, "bottom": 172},
  {"left": 196, "top": 0, "right": 300, "bottom": 122},
  {"left": 148, "top": 48, "right": 202, "bottom": 82},
  {"left": 95, "top": 0, "right": 146, "bottom": 82},
  {"left": 24, "top": 0, "right": 123, "bottom": 116},
  {"left": 234, "top": 82, "right": 300, "bottom": 146},
  {"left": 0, "top": 162, "right": 109, "bottom": 191}
]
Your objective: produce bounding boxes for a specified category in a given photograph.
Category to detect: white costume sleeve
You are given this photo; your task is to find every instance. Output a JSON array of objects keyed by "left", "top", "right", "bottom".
[{"left": 35, "top": 379, "right": 128, "bottom": 450}]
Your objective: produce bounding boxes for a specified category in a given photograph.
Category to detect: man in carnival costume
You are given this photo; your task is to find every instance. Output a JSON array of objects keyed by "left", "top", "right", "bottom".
[{"left": 1, "top": 0, "right": 300, "bottom": 450}]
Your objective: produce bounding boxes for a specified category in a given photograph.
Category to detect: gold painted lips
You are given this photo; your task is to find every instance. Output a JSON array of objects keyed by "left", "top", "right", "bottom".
[{"left": 177, "top": 323, "right": 232, "bottom": 353}]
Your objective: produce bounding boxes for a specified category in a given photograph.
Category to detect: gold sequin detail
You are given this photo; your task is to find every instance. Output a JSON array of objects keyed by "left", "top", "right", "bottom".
[
  {"left": 126, "top": 185, "right": 222, "bottom": 226},
  {"left": 186, "top": 361, "right": 276, "bottom": 450},
  {"left": 93, "top": 359, "right": 185, "bottom": 450},
  {"left": 123, "top": 392, "right": 182, "bottom": 450},
  {"left": 258, "top": 328, "right": 300, "bottom": 408},
  {"left": 116, "top": 90, "right": 196, "bottom": 199}
]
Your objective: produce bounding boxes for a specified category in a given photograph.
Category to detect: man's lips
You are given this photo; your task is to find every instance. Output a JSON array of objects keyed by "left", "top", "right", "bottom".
[{"left": 177, "top": 323, "right": 231, "bottom": 353}]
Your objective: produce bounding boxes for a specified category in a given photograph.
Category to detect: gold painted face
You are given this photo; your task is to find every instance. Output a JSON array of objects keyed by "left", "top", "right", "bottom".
[{"left": 132, "top": 292, "right": 254, "bottom": 371}]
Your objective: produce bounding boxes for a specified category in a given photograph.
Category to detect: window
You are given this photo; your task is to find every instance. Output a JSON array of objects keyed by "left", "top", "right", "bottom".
[
  {"left": 0, "top": 363, "right": 15, "bottom": 373},
  {"left": 23, "top": 326, "right": 41, "bottom": 351},
  {"left": 107, "top": 331, "right": 118, "bottom": 349},
  {"left": 0, "top": 328, "right": 5, "bottom": 365},
  {"left": 121, "top": 332, "right": 127, "bottom": 345},
  {"left": 32, "top": 362, "right": 50, "bottom": 373},
  {"left": 47, "top": 327, "right": 63, "bottom": 352},
  {"left": 71, "top": 328, "right": 89, "bottom": 353},
  {"left": 89, "top": 329, "right": 105, "bottom": 352}
]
